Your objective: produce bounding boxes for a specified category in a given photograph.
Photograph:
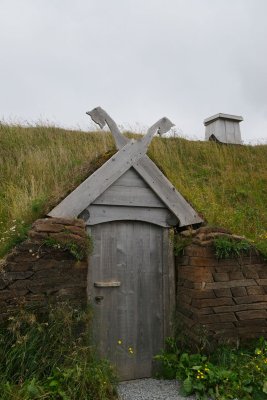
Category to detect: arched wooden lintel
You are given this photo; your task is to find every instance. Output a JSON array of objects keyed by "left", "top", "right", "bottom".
[{"left": 80, "top": 205, "right": 179, "bottom": 228}]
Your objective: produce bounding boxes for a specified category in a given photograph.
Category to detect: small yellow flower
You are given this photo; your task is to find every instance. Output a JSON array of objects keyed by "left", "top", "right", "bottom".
[{"left": 117, "top": 340, "right": 122, "bottom": 345}]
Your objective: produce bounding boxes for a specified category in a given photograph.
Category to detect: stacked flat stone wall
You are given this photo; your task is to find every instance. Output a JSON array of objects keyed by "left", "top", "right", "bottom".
[
  {"left": 176, "top": 227, "right": 267, "bottom": 342},
  {"left": 0, "top": 218, "right": 88, "bottom": 320}
]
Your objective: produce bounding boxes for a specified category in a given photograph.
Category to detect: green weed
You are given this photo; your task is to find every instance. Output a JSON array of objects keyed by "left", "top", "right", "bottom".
[
  {"left": 43, "top": 235, "right": 93, "bottom": 261},
  {"left": 173, "top": 236, "right": 192, "bottom": 257},
  {"left": 213, "top": 236, "right": 252, "bottom": 259},
  {"left": 31, "top": 197, "right": 47, "bottom": 215},
  {"left": 156, "top": 337, "right": 267, "bottom": 400},
  {"left": 256, "top": 232, "right": 267, "bottom": 260},
  {"left": 0, "top": 219, "right": 30, "bottom": 258},
  {"left": 0, "top": 303, "right": 117, "bottom": 400}
]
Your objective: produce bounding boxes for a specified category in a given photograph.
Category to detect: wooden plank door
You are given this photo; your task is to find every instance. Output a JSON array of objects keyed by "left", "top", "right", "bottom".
[{"left": 87, "top": 221, "right": 173, "bottom": 381}]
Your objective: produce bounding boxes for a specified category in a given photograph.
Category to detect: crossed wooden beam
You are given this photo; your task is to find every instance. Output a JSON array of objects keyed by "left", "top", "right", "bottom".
[
  {"left": 84, "top": 107, "right": 202, "bottom": 226},
  {"left": 86, "top": 106, "right": 174, "bottom": 154},
  {"left": 49, "top": 107, "right": 202, "bottom": 226}
]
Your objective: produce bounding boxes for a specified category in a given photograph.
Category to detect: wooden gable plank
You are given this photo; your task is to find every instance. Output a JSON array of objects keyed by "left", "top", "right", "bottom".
[
  {"left": 48, "top": 139, "right": 145, "bottom": 218},
  {"left": 48, "top": 139, "right": 203, "bottom": 227},
  {"left": 134, "top": 155, "right": 203, "bottom": 227},
  {"left": 84, "top": 205, "right": 179, "bottom": 227},
  {"left": 93, "top": 186, "right": 165, "bottom": 208},
  {"left": 112, "top": 167, "right": 148, "bottom": 188}
]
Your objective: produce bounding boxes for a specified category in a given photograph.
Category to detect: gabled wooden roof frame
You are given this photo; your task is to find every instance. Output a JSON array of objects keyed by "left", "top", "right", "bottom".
[{"left": 48, "top": 107, "right": 203, "bottom": 227}]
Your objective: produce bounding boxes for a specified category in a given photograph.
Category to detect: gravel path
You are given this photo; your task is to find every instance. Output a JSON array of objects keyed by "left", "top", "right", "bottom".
[{"left": 118, "top": 378, "right": 196, "bottom": 400}]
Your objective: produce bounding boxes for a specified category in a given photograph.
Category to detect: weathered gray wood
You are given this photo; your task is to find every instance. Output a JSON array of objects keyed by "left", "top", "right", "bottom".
[
  {"left": 113, "top": 168, "right": 148, "bottom": 188},
  {"left": 94, "top": 281, "right": 121, "bottom": 288},
  {"left": 141, "top": 117, "right": 174, "bottom": 151},
  {"left": 88, "top": 221, "right": 165, "bottom": 380},
  {"left": 85, "top": 205, "right": 178, "bottom": 227},
  {"left": 49, "top": 148, "right": 202, "bottom": 226},
  {"left": 86, "top": 106, "right": 174, "bottom": 152},
  {"left": 84, "top": 107, "right": 202, "bottom": 226},
  {"left": 49, "top": 108, "right": 203, "bottom": 227},
  {"left": 204, "top": 113, "right": 243, "bottom": 144},
  {"left": 48, "top": 139, "right": 148, "bottom": 218},
  {"left": 93, "top": 186, "right": 166, "bottom": 208},
  {"left": 86, "top": 107, "right": 128, "bottom": 149},
  {"left": 204, "top": 113, "right": 243, "bottom": 124},
  {"left": 168, "top": 235, "right": 176, "bottom": 333},
  {"left": 162, "top": 229, "right": 175, "bottom": 338},
  {"left": 134, "top": 156, "right": 203, "bottom": 226}
]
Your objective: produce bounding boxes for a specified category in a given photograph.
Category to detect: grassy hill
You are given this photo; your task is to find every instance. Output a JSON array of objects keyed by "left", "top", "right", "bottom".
[{"left": 0, "top": 123, "right": 266, "bottom": 258}]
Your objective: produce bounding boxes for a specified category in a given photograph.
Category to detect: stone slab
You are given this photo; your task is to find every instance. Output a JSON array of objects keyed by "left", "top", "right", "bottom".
[{"left": 205, "top": 279, "right": 257, "bottom": 290}]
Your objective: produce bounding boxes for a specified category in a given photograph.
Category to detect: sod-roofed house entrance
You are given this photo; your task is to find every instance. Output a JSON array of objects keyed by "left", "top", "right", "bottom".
[{"left": 48, "top": 107, "right": 202, "bottom": 380}]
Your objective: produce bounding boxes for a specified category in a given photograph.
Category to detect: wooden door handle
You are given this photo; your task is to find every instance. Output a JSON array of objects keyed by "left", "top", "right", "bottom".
[{"left": 94, "top": 281, "right": 121, "bottom": 288}]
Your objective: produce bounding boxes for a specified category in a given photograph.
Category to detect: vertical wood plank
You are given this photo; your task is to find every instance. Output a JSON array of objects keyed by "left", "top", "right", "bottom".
[
  {"left": 162, "top": 229, "right": 176, "bottom": 338},
  {"left": 88, "top": 221, "right": 167, "bottom": 380}
]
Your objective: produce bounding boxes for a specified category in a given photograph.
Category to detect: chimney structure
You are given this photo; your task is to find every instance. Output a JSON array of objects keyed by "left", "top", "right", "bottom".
[{"left": 204, "top": 113, "right": 243, "bottom": 144}]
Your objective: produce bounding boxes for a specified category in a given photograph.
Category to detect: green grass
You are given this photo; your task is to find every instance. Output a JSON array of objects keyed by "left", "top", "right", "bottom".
[
  {"left": 156, "top": 337, "right": 267, "bottom": 399},
  {"left": 0, "top": 123, "right": 266, "bottom": 258},
  {"left": 0, "top": 304, "right": 117, "bottom": 399}
]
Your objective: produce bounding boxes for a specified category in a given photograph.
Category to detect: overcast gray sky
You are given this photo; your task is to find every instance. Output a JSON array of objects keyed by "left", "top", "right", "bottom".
[{"left": 1, "top": 0, "right": 267, "bottom": 143}]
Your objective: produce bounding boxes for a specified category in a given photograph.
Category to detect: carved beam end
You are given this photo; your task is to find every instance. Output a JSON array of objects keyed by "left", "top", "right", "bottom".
[
  {"left": 157, "top": 117, "right": 175, "bottom": 136},
  {"left": 86, "top": 106, "right": 107, "bottom": 129}
]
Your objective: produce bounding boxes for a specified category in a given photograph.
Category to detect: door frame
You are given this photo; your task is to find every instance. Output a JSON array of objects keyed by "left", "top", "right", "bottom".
[
  {"left": 86, "top": 223, "right": 175, "bottom": 376},
  {"left": 162, "top": 229, "right": 176, "bottom": 339}
]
